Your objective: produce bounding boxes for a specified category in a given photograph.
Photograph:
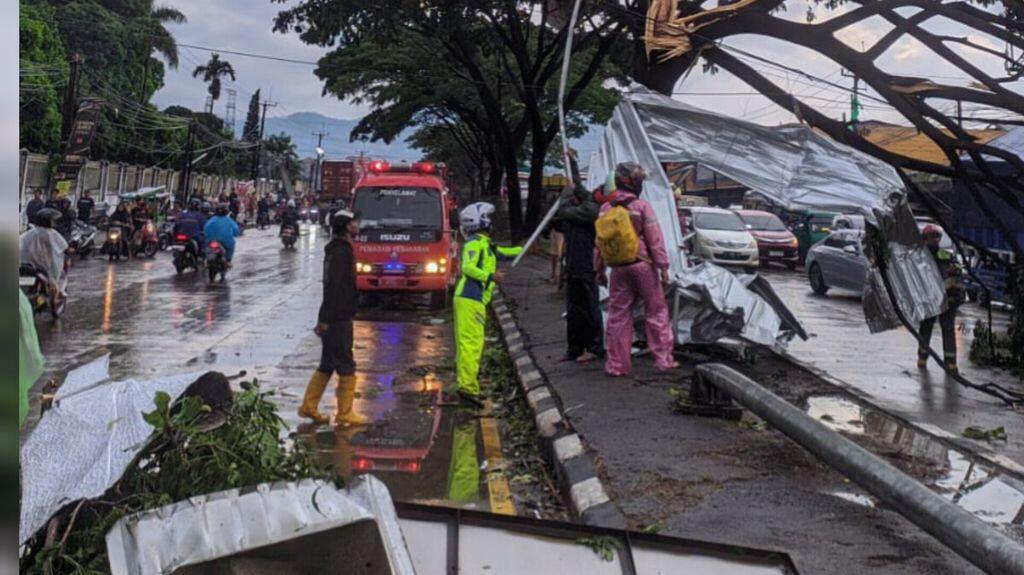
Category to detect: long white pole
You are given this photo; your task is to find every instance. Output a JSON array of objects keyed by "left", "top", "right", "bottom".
[{"left": 511, "top": 0, "right": 585, "bottom": 269}]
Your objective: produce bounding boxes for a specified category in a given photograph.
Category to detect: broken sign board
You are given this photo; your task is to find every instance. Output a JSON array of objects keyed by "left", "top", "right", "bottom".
[
  {"left": 105, "top": 476, "right": 415, "bottom": 575},
  {"left": 396, "top": 502, "right": 797, "bottom": 574}
]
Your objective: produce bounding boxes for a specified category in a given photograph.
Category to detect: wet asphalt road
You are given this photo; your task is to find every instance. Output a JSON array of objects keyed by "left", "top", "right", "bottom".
[
  {"left": 760, "top": 266, "right": 1024, "bottom": 466},
  {"left": 30, "top": 224, "right": 498, "bottom": 511}
]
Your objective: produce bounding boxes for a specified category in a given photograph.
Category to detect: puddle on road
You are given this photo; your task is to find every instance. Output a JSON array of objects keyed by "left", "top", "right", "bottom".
[
  {"left": 806, "top": 395, "right": 1024, "bottom": 526},
  {"left": 292, "top": 378, "right": 497, "bottom": 514}
]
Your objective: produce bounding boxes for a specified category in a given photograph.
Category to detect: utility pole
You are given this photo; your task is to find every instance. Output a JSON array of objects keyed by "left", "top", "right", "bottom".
[
  {"left": 841, "top": 68, "right": 861, "bottom": 132},
  {"left": 311, "top": 125, "right": 329, "bottom": 195},
  {"left": 956, "top": 100, "right": 963, "bottom": 128},
  {"left": 61, "top": 54, "right": 82, "bottom": 149},
  {"left": 250, "top": 98, "right": 277, "bottom": 180},
  {"left": 178, "top": 120, "right": 197, "bottom": 204}
]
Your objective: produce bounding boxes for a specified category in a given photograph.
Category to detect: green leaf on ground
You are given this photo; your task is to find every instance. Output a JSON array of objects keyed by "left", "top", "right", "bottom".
[
  {"left": 963, "top": 426, "right": 1008, "bottom": 442},
  {"left": 641, "top": 523, "right": 662, "bottom": 534},
  {"left": 576, "top": 536, "right": 621, "bottom": 562}
]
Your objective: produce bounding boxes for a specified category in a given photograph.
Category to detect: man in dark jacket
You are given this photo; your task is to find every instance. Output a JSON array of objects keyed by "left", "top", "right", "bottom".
[
  {"left": 77, "top": 190, "right": 96, "bottom": 222},
  {"left": 554, "top": 153, "right": 604, "bottom": 362},
  {"left": 298, "top": 208, "right": 366, "bottom": 426},
  {"left": 26, "top": 189, "right": 46, "bottom": 225}
]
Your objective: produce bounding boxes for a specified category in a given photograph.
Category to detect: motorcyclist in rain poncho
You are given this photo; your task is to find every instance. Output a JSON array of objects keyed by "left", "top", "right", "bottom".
[{"left": 20, "top": 208, "right": 69, "bottom": 297}]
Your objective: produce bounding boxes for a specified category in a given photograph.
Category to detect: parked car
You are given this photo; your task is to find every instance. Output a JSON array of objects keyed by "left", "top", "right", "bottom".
[
  {"left": 734, "top": 210, "right": 799, "bottom": 270},
  {"left": 964, "top": 253, "right": 1016, "bottom": 308},
  {"left": 806, "top": 229, "right": 868, "bottom": 296},
  {"left": 681, "top": 206, "right": 759, "bottom": 271},
  {"left": 780, "top": 209, "right": 838, "bottom": 263}
]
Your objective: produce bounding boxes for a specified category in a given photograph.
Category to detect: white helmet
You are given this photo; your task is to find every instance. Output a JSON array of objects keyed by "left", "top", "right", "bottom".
[
  {"left": 287, "top": 199, "right": 296, "bottom": 208},
  {"left": 459, "top": 202, "right": 495, "bottom": 235}
]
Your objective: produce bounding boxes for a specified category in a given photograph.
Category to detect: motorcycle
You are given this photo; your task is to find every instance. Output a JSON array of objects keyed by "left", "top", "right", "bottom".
[
  {"left": 67, "top": 220, "right": 97, "bottom": 260},
  {"left": 299, "top": 206, "right": 310, "bottom": 222},
  {"left": 103, "top": 225, "right": 129, "bottom": 261},
  {"left": 280, "top": 224, "right": 298, "bottom": 249},
  {"left": 206, "top": 240, "right": 228, "bottom": 283},
  {"left": 158, "top": 217, "right": 177, "bottom": 251},
  {"left": 20, "top": 263, "right": 66, "bottom": 319},
  {"left": 171, "top": 233, "right": 203, "bottom": 274},
  {"left": 309, "top": 206, "right": 321, "bottom": 225},
  {"left": 257, "top": 210, "right": 271, "bottom": 230},
  {"left": 132, "top": 220, "right": 160, "bottom": 258}
]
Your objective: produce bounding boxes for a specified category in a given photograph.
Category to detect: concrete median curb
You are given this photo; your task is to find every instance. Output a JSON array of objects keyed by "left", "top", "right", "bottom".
[{"left": 491, "top": 291, "right": 626, "bottom": 528}]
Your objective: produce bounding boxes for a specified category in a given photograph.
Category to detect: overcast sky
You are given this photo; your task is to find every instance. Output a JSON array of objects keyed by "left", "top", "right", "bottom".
[{"left": 140, "top": 1, "right": 1024, "bottom": 130}]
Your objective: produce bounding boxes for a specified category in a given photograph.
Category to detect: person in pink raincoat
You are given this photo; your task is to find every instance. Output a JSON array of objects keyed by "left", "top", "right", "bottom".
[{"left": 594, "top": 162, "right": 679, "bottom": 377}]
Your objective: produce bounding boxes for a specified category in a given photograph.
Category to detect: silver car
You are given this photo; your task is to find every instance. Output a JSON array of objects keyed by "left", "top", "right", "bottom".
[{"left": 806, "top": 229, "right": 868, "bottom": 296}]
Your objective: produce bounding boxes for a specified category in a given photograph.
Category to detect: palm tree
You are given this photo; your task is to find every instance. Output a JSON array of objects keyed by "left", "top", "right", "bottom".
[
  {"left": 135, "top": 4, "right": 186, "bottom": 102},
  {"left": 192, "top": 54, "right": 236, "bottom": 114}
]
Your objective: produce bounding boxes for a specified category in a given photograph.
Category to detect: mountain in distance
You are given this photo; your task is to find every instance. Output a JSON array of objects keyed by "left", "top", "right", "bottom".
[{"left": 252, "top": 111, "right": 605, "bottom": 169}]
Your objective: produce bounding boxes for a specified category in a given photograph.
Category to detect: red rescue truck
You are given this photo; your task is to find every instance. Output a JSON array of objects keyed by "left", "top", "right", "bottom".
[{"left": 351, "top": 160, "right": 459, "bottom": 308}]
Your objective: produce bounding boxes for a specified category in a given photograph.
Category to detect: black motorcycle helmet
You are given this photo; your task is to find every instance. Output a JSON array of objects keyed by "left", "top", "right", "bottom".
[
  {"left": 188, "top": 197, "right": 202, "bottom": 211},
  {"left": 215, "top": 203, "right": 230, "bottom": 217},
  {"left": 34, "top": 208, "right": 61, "bottom": 228},
  {"left": 201, "top": 201, "right": 212, "bottom": 215}
]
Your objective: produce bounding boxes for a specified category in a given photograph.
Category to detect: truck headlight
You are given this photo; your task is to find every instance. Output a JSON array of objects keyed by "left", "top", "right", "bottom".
[
  {"left": 425, "top": 261, "right": 440, "bottom": 274},
  {"left": 356, "top": 262, "right": 373, "bottom": 273}
]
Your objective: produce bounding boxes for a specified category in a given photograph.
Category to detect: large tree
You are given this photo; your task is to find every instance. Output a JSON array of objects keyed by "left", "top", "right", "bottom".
[
  {"left": 641, "top": 0, "right": 1024, "bottom": 382},
  {"left": 19, "top": 1, "right": 67, "bottom": 154},
  {"left": 192, "top": 53, "right": 236, "bottom": 114},
  {"left": 275, "top": 0, "right": 631, "bottom": 237}
]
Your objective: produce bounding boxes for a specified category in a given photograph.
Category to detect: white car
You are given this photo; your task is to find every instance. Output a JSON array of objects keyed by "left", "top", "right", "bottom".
[{"left": 680, "top": 206, "right": 759, "bottom": 271}]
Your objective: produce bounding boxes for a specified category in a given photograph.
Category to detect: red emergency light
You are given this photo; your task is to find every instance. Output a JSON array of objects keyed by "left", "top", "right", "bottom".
[
  {"left": 368, "top": 160, "right": 390, "bottom": 173},
  {"left": 352, "top": 457, "right": 374, "bottom": 471},
  {"left": 412, "top": 162, "right": 435, "bottom": 174}
]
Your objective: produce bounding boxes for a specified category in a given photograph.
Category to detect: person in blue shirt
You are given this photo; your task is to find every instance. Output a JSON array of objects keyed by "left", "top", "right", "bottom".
[
  {"left": 203, "top": 203, "right": 241, "bottom": 264},
  {"left": 174, "top": 198, "right": 207, "bottom": 257}
]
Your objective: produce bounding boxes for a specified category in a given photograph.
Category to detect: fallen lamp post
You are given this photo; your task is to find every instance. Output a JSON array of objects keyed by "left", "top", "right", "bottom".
[{"left": 691, "top": 363, "right": 1024, "bottom": 575}]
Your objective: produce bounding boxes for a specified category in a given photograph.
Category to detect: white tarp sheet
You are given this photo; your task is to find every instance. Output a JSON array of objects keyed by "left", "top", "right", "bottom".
[{"left": 19, "top": 355, "right": 203, "bottom": 545}]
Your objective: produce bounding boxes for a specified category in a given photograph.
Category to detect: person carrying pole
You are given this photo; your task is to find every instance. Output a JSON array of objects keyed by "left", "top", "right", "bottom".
[
  {"left": 298, "top": 208, "right": 368, "bottom": 426},
  {"left": 554, "top": 151, "right": 603, "bottom": 363},
  {"left": 452, "top": 202, "right": 523, "bottom": 408},
  {"left": 918, "top": 224, "right": 964, "bottom": 375}
]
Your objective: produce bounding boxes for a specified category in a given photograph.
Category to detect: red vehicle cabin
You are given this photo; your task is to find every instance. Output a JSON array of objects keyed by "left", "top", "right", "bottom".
[{"left": 351, "top": 161, "right": 458, "bottom": 308}]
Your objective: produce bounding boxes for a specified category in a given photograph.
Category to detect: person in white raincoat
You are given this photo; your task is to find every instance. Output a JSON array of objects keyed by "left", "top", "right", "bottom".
[{"left": 20, "top": 208, "right": 69, "bottom": 296}]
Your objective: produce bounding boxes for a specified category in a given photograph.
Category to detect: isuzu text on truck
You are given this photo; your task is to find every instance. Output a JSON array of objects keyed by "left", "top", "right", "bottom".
[{"left": 351, "top": 161, "right": 458, "bottom": 308}]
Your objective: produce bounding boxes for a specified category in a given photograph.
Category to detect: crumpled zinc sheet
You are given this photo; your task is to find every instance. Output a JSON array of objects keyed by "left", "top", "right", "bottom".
[
  {"left": 588, "top": 85, "right": 944, "bottom": 338},
  {"left": 106, "top": 476, "right": 415, "bottom": 575},
  {"left": 19, "top": 355, "right": 203, "bottom": 545},
  {"left": 676, "top": 263, "right": 782, "bottom": 346}
]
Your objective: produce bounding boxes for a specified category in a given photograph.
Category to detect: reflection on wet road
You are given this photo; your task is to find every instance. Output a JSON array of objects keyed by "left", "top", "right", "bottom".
[
  {"left": 763, "top": 268, "right": 1024, "bottom": 465},
  {"left": 32, "top": 225, "right": 505, "bottom": 512}
]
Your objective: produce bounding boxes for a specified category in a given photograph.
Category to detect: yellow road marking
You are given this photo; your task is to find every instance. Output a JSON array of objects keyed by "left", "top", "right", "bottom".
[{"left": 480, "top": 407, "right": 516, "bottom": 516}]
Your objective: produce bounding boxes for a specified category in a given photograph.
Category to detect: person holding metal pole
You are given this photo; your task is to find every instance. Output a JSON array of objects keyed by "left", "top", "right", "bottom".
[
  {"left": 554, "top": 150, "right": 603, "bottom": 363},
  {"left": 594, "top": 162, "right": 678, "bottom": 377},
  {"left": 452, "top": 203, "right": 523, "bottom": 408}
]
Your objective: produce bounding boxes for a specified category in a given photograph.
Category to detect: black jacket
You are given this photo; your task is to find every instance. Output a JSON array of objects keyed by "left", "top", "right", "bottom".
[
  {"left": 318, "top": 237, "right": 357, "bottom": 323},
  {"left": 77, "top": 197, "right": 95, "bottom": 221},
  {"left": 26, "top": 198, "right": 45, "bottom": 224},
  {"left": 554, "top": 156, "right": 600, "bottom": 279}
]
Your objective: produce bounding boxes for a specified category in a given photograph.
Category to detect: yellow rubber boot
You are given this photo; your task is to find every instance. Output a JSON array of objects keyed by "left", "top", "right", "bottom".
[
  {"left": 298, "top": 370, "right": 331, "bottom": 424},
  {"left": 336, "top": 374, "right": 369, "bottom": 426}
]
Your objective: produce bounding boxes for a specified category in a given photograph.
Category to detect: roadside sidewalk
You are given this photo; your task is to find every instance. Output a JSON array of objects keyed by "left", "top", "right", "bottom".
[{"left": 501, "top": 255, "right": 978, "bottom": 574}]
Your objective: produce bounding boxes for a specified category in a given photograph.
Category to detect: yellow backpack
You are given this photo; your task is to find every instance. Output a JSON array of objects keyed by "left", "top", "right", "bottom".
[{"left": 595, "top": 198, "right": 639, "bottom": 266}]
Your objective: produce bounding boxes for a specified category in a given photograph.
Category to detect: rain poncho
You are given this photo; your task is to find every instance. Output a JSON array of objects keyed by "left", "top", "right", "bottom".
[
  {"left": 19, "top": 226, "right": 68, "bottom": 294},
  {"left": 19, "top": 291, "right": 44, "bottom": 425}
]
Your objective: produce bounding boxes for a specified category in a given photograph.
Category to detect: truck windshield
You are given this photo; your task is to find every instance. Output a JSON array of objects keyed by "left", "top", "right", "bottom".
[{"left": 353, "top": 187, "right": 442, "bottom": 230}]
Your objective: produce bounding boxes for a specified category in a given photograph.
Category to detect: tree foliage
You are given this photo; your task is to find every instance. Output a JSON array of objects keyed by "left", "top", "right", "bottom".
[
  {"left": 20, "top": 1, "right": 67, "bottom": 154},
  {"left": 242, "top": 88, "right": 261, "bottom": 142},
  {"left": 192, "top": 53, "right": 236, "bottom": 112},
  {"left": 275, "top": 0, "right": 631, "bottom": 236}
]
